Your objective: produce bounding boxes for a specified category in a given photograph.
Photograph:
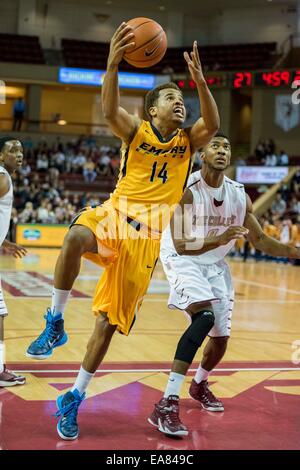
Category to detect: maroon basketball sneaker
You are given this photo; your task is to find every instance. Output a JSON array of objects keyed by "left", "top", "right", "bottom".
[
  {"left": 148, "top": 395, "right": 188, "bottom": 436},
  {"left": 0, "top": 366, "right": 26, "bottom": 387},
  {"left": 189, "top": 379, "right": 224, "bottom": 412}
]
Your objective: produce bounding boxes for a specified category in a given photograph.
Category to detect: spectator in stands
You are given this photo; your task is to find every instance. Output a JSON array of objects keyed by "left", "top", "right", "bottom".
[
  {"left": 99, "top": 144, "right": 112, "bottom": 155},
  {"left": 257, "top": 184, "right": 268, "bottom": 194},
  {"left": 265, "top": 138, "right": 276, "bottom": 155},
  {"left": 52, "top": 146, "right": 66, "bottom": 173},
  {"left": 279, "top": 182, "right": 290, "bottom": 202},
  {"left": 36, "top": 153, "right": 49, "bottom": 172},
  {"left": 98, "top": 151, "right": 112, "bottom": 176},
  {"left": 291, "top": 218, "right": 300, "bottom": 249},
  {"left": 52, "top": 136, "right": 63, "bottom": 153},
  {"left": 255, "top": 139, "right": 265, "bottom": 159},
  {"left": 37, "top": 200, "right": 49, "bottom": 223},
  {"left": 292, "top": 168, "right": 300, "bottom": 195},
  {"left": 280, "top": 218, "right": 292, "bottom": 245},
  {"left": 264, "top": 152, "right": 277, "bottom": 166},
  {"left": 46, "top": 202, "right": 56, "bottom": 224},
  {"left": 278, "top": 150, "right": 289, "bottom": 166},
  {"left": 271, "top": 193, "right": 287, "bottom": 216},
  {"left": 15, "top": 182, "right": 31, "bottom": 209},
  {"left": 83, "top": 158, "right": 97, "bottom": 183},
  {"left": 19, "top": 202, "right": 34, "bottom": 223},
  {"left": 19, "top": 160, "right": 31, "bottom": 178},
  {"left": 12, "top": 97, "right": 26, "bottom": 131},
  {"left": 86, "top": 135, "right": 97, "bottom": 147},
  {"left": 263, "top": 218, "right": 278, "bottom": 239},
  {"left": 72, "top": 149, "right": 86, "bottom": 173},
  {"left": 48, "top": 166, "right": 60, "bottom": 186},
  {"left": 289, "top": 195, "right": 300, "bottom": 215}
]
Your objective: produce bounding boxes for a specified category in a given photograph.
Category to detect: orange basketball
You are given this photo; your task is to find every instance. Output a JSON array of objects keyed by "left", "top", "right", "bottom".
[{"left": 124, "top": 17, "right": 167, "bottom": 68}]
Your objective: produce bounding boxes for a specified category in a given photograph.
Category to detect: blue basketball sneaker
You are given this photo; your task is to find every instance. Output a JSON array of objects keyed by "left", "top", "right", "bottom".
[
  {"left": 55, "top": 389, "right": 85, "bottom": 440},
  {"left": 26, "top": 308, "right": 68, "bottom": 359}
]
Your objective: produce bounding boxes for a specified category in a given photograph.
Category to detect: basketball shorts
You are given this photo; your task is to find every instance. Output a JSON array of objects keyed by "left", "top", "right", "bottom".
[
  {"left": 161, "top": 252, "right": 234, "bottom": 337},
  {"left": 0, "top": 274, "right": 8, "bottom": 317},
  {"left": 72, "top": 199, "right": 160, "bottom": 335}
]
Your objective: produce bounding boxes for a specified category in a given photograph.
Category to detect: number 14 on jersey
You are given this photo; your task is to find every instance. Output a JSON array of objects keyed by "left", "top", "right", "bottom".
[{"left": 150, "top": 162, "right": 168, "bottom": 184}]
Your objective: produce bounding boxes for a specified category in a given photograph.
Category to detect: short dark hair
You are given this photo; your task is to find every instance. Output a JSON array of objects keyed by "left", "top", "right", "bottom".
[
  {"left": 0, "top": 136, "right": 17, "bottom": 152},
  {"left": 144, "top": 82, "right": 181, "bottom": 120},
  {"left": 212, "top": 132, "right": 230, "bottom": 141},
  {"left": 200, "top": 132, "right": 230, "bottom": 152}
]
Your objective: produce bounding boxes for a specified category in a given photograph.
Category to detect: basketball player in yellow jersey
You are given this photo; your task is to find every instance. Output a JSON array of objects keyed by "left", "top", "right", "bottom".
[{"left": 26, "top": 22, "right": 220, "bottom": 440}]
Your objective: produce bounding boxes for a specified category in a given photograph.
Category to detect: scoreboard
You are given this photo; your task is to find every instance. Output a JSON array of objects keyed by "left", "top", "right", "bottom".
[
  {"left": 233, "top": 70, "right": 300, "bottom": 88},
  {"left": 175, "top": 69, "right": 300, "bottom": 90}
]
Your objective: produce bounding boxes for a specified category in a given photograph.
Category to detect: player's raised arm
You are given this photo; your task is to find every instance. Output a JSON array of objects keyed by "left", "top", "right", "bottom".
[
  {"left": 102, "top": 22, "right": 141, "bottom": 143},
  {"left": 184, "top": 41, "right": 220, "bottom": 153},
  {"left": 244, "top": 194, "right": 300, "bottom": 259}
]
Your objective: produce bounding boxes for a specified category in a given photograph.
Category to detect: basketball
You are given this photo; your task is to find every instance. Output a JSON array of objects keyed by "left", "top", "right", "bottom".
[{"left": 123, "top": 17, "right": 167, "bottom": 68}]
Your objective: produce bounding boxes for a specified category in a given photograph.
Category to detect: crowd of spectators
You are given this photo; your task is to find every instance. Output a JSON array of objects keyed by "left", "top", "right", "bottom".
[
  {"left": 254, "top": 139, "right": 289, "bottom": 166},
  {"left": 21, "top": 135, "right": 121, "bottom": 182},
  {"left": 7, "top": 136, "right": 121, "bottom": 236},
  {"left": 231, "top": 169, "right": 300, "bottom": 264}
]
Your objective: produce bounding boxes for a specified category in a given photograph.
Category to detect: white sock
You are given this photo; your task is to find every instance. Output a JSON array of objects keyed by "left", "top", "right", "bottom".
[
  {"left": 51, "top": 288, "right": 71, "bottom": 317},
  {"left": 71, "top": 366, "right": 94, "bottom": 395},
  {"left": 0, "top": 342, "right": 5, "bottom": 373},
  {"left": 164, "top": 372, "right": 185, "bottom": 398},
  {"left": 194, "top": 365, "right": 210, "bottom": 384}
]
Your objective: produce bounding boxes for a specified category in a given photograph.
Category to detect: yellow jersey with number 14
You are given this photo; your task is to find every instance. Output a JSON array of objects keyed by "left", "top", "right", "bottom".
[{"left": 110, "top": 120, "right": 192, "bottom": 234}]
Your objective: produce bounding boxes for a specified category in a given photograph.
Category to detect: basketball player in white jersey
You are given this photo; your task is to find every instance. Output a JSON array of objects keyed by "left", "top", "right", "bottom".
[
  {"left": 148, "top": 133, "right": 300, "bottom": 436},
  {"left": 0, "top": 136, "right": 27, "bottom": 386}
]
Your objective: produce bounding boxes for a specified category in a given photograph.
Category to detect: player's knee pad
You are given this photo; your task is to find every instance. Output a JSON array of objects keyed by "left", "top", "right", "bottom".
[
  {"left": 174, "top": 310, "right": 215, "bottom": 364},
  {"left": 189, "top": 310, "right": 215, "bottom": 344}
]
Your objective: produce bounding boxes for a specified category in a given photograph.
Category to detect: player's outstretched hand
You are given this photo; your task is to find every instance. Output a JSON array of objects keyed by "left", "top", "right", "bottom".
[
  {"left": 2, "top": 240, "right": 27, "bottom": 258},
  {"left": 108, "top": 22, "right": 135, "bottom": 68},
  {"left": 218, "top": 226, "right": 249, "bottom": 246},
  {"left": 184, "top": 41, "right": 205, "bottom": 85}
]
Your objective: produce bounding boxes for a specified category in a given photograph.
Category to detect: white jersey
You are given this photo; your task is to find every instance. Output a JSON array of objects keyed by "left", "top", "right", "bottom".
[
  {"left": 161, "top": 170, "right": 247, "bottom": 265},
  {"left": 0, "top": 165, "right": 13, "bottom": 246}
]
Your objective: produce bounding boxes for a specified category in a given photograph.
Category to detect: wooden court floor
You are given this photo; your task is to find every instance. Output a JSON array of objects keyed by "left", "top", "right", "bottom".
[{"left": 1, "top": 248, "right": 300, "bottom": 450}]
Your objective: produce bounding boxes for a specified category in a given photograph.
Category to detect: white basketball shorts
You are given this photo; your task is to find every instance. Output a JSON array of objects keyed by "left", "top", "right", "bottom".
[
  {"left": 161, "top": 252, "right": 234, "bottom": 337},
  {"left": 0, "top": 274, "right": 8, "bottom": 316}
]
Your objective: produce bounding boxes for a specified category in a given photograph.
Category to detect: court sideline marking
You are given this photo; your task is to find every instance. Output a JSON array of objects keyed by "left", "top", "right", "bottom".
[{"left": 11, "top": 367, "right": 300, "bottom": 373}]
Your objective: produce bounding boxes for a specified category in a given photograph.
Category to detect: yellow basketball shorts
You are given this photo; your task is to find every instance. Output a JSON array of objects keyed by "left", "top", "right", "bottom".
[{"left": 72, "top": 199, "right": 160, "bottom": 335}]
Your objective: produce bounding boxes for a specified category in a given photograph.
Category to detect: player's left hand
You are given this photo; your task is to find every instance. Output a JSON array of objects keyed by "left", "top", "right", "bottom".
[
  {"left": 184, "top": 41, "right": 205, "bottom": 85},
  {"left": 2, "top": 240, "right": 27, "bottom": 258}
]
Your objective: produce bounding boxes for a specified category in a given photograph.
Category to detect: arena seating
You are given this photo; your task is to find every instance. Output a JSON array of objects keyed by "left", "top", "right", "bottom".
[
  {"left": 246, "top": 155, "right": 300, "bottom": 166},
  {"left": 61, "top": 38, "right": 277, "bottom": 72},
  {"left": 0, "top": 33, "right": 44, "bottom": 64},
  {"left": 0, "top": 34, "right": 277, "bottom": 71}
]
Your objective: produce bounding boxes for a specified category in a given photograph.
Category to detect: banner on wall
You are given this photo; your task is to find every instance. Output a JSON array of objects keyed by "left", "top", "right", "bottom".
[
  {"left": 236, "top": 166, "right": 289, "bottom": 184},
  {"left": 58, "top": 67, "right": 155, "bottom": 89},
  {"left": 16, "top": 224, "right": 68, "bottom": 247},
  {"left": 275, "top": 95, "right": 300, "bottom": 132}
]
